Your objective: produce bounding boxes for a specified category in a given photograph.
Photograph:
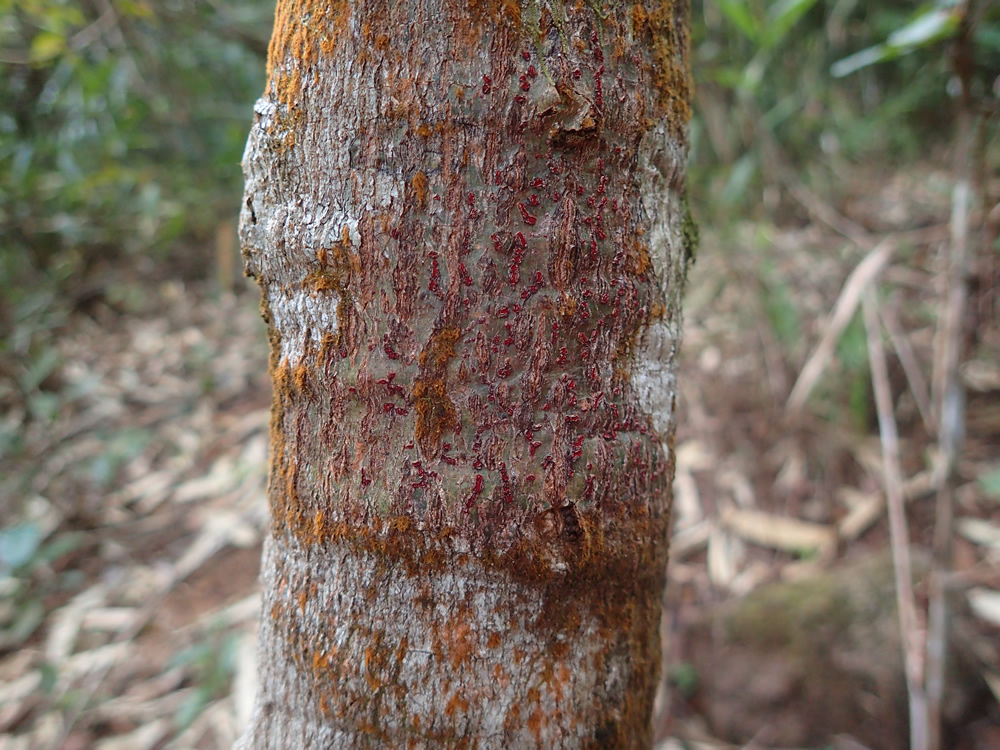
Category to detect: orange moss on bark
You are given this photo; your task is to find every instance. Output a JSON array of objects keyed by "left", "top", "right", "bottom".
[
  {"left": 267, "top": 0, "right": 351, "bottom": 112},
  {"left": 412, "top": 377, "right": 459, "bottom": 451},
  {"left": 633, "top": 0, "right": 692, "bottom": 136},
  {"left": 420, "top": 325, "right": 462, "bottom": 370},
  {"left": 410, "top": 171, "right": 429, "bottom": 209}
]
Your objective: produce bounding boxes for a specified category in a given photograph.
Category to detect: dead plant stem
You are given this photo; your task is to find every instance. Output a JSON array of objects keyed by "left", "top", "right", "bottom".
[{"left": 863, "top": 287, "right": 927, "bottom": 750}]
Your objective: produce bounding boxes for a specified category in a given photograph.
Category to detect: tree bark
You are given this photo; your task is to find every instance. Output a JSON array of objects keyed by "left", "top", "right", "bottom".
[{"left": 237, "top": 0, "right": 693, "bottom": 747}]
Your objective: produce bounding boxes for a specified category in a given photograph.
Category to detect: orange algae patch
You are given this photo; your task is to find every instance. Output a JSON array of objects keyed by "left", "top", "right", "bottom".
[
  {"left": 267, "top": 0, "right": 351, "bottom": 112},
  {"left": 410, "top": 171, "right": 428, "bottom": 209},
  {"left": 445, "top": 692, "right": 471, "bottom": 717},
  {"left": 420, "top": 325, "right": 461, "bottom": 370},
  {"left": 412, "top": 378, "right": 458, "bottom": 450},
  {"left": 633, "top": 0, "right": 692, "bottom": 134}
]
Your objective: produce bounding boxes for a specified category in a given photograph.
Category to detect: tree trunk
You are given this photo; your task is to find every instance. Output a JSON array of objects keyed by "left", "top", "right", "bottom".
[{"left": 237, "top": 0, "right": 693, "bottom": 746}]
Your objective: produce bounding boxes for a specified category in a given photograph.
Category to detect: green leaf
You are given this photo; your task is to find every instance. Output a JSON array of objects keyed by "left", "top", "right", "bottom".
[
  {"left": 670, "top": 662, "right": 699, "bottom": 698},
  {"left": 887, "top": 8, "right": 957, "bottom": 49},
  {"left": 37, "top": 532, "right": 85, "bottom": 565},
  {"left": 21, "top": 346, "right": 60, "bottom": 392},
  {"left": 979, "top": 467, "right": 1000, "bottom": 500},
  {"left": 6, "top": 599, "right": 45, "bottom": 647},
  {"left": 762, "top": 274, "right": 801, "bottom": 347},
  {"left": 721, "top": 153, "right": 758, "bottom": 206},
  {"left": 831, "top": 7, "right": 960, "bottom": 77},
  {"left": 175, "top": 687, "right": 211, "bottom": 731},
  {"left": 39, "top": 662, "right": 59, "bottom": 694},
  {"left": 0, "top": 522, "right": 43, "bottom": 571},
  {"left": 762, "top": 0, "right": 822, "bottom": 51},
  {"left": 713, "top": 0, "right": 759, "bottom": 42},
  {"left": 29, "top": 30, "right": 66, "bottom": 63},
  {"left": 831, "top": 44, "right": 896, "bottom": 78},
  {"left": 976, "top": 24, "right": 1000, "bottom": 53}
]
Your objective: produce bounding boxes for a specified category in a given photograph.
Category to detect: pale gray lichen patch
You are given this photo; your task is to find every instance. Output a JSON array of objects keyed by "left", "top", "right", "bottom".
[{"left": 270, "top": 285, "right": 340, "bottom": 362}]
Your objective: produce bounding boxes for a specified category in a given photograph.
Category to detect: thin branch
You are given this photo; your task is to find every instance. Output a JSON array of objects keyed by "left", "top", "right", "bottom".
[
  {"left": 68, "top": 5, "right": 117, "bottom": 52},
  {"left": 878, "top": 300, "right": 935, "bottom": 435},
  {"left": 863, "top": 286, "right": 927, "bottom": 750},
  {"left": 926, "top": 6, "right": 978, "bottom": 745},
  {"left": 786, "top": 238, "right": 894, "bottom": 414}
]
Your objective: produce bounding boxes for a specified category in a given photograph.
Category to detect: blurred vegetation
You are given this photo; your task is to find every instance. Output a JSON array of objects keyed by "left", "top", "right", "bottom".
[
  {"left": 689, "top": 0, "right": 1000, "bottom": 221},
  {"left": 0, "top": 0, "right": 274, "bottom": 462}
]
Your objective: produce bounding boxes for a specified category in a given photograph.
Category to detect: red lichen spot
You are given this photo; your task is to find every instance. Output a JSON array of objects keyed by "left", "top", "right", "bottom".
[
  {"left": 459, "top": 262, "right": 473, "bottom": 286},
  {"left": 528, "top": 65, "right": 536, "bottom": 77},
  {"left": 482, "top": 74, "right": 492, "bottom": 95},
  {"left": 517, "top": 203, "right": 537, "bottom": 225},
  {"left": 464, "top": 474, "right": 485, "bottom": 512}
]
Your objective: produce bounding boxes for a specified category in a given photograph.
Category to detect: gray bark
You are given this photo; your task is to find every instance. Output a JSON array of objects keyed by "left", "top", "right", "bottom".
[{"left": 237, "top": 0, "right": 693, "bottom": 746}]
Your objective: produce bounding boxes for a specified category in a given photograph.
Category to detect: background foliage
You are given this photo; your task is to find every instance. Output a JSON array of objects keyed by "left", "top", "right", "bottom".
[
  {"left": 0, "top": 0, "right": 272, "bottom": 447},
  {"left": 690, "top": 0, "right": 999, "bottom": 219}
]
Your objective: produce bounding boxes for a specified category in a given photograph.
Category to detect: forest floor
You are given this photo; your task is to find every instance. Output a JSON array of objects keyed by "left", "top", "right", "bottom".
[{"left": 1, "top": 160, "right": 998, "bottom": 749}]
